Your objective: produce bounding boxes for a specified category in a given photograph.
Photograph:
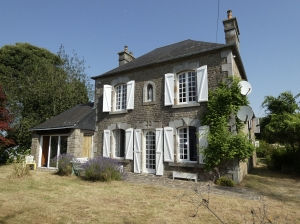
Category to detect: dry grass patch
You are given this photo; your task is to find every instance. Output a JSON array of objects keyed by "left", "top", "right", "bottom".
[{"left": 0, "top": 164, "right": 299, "bottom": 223}]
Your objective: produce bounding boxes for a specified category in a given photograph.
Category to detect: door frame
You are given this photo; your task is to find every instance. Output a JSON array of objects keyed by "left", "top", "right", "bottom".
[{"left": 142, "top": 130, "right": 156, "bottom": 174}]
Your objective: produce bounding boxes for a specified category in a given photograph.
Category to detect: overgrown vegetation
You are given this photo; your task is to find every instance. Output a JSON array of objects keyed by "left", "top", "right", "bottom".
[
  {"left": 7, "top": 160, "right": 30, "bottom": 179},
  {"left": 82, "top": 157, "right": 125, "bottom": 181},
  {"left": 201, "top": 77, "right": 254, "bottom": 171}
]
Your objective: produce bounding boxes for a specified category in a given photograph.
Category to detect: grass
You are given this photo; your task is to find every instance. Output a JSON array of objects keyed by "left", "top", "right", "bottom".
[{"left": 0, "top": 163, "right": 299, "bottom": 223}]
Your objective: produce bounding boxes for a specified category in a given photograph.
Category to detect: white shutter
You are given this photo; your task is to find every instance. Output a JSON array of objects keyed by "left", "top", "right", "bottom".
[
  {"left": 199, "top": 125, "right": 209, "bottom": 164},
  {"left": 125, "top": 128, "right": 133, "bottom": 160},
  {"left": 164, "top": 73, "right": 174, "bottom": 106},
  {"left": 103, "top": 85, "right": 112, "bottom": 112},
  {"left": 126, "top": 81, "right": 135, "bottom": 110},
  {"left": 163, "top": 127, "right": 174, "bottom": 162},
  {"left": 133, "top": 129, "right": 142, "bottom": 173},
  {"left": 197, "top": 65, "right": 208, "bottom": 102},
  {"left": 103, "top": 130, "right": 110, "bottom": 158},
  {"left": 253, "top": 118, "right": 260, "bottom": 133},
  {"left": 155, "top": 128, "right": 164, "bottom": 175}
]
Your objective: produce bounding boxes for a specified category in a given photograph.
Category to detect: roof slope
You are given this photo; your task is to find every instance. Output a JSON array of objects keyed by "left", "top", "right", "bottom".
[
  {"left": 31, "top": 103, "right": 95, "bottom": 131},
  {"left": 92, "top": 39, "right": 224, "bottom": 78}
]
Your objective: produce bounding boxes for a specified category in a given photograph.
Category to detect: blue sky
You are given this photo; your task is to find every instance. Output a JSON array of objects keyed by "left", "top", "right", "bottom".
[{"left": 1, "top": 0, "right": 300, "bottom": 117}]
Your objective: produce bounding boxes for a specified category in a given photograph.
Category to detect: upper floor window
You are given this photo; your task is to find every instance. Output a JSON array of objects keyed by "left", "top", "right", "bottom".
[
  {"left": 178, "top": 71, "right": 196, "bottom": 103},
  {"left": 102, "top": 80, "right": 135, "bottom": 112},
  {"left": 115, "top": 84, "right": 127, "bottom": 110},
  {"left": 164, "top": 65, "right": 208, "bottom": 106}
]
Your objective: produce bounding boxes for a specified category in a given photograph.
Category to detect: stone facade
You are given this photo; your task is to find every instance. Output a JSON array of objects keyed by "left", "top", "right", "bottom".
[
  {"left": 68, "top": 129, "right": 84, "bottom": 157},
  {"left": 93, "top": 47, "right": 252, "bottom": 182}
]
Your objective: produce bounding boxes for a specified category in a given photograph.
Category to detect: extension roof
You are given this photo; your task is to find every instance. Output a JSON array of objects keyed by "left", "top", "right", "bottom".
[
  {"left": 30, "top": 103, "right": 95, "bottom": 131},
  {"left": 92, "top": 39, "right": 246, "bottom": 80}
]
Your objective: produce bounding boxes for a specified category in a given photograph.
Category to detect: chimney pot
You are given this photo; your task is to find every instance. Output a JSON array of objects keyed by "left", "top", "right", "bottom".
[
  {"left": 124, "top": 46, "right": 128, "bottom": 52},
  {"left": 227, "top": 10, "right": 232, "bottom": 19}
]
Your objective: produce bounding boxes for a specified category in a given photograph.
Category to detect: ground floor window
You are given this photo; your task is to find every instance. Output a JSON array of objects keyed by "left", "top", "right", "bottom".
[
  {"left": 145, "top": 131, "right": 156, "bottom": 171},
  {"left": 113, "top": 129, "right": 125, "bottom": 158},
  {"left": 41, "top": 135, "right": 68, "bottom": 168},
  {"left": 178, "top": 126, "right": 197, "bottom": 162}
]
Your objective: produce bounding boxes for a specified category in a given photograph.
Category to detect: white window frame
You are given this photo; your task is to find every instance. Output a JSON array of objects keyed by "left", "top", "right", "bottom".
[
  {"left": 38, "top": 135, "right": 68, "bottom": 168},
  {"left": 114, "top": 84, "right": 127, "bottom": 111},
  {"left": 177, "top": 71, "right": 197, "bottom": 104},
  {"left": 143, "top": 130, "right": 156, "bottom": 174},
  {"left": 113, "top": 129, "right": 125, "bottom": 159},
  {"left": 177, "top": 127, "right": 197, "bottom": 163},
  {"left": 164, "top": 65, "right": 208, "bottom": 107}
]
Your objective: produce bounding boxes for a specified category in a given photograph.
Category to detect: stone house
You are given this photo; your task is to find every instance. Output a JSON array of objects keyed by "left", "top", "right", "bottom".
[
  {"left": 30, "top": 103, "right": 95, "bottom": 168},
  {"left": 92, "top": 11, "right": 255, "bottom": 183}
]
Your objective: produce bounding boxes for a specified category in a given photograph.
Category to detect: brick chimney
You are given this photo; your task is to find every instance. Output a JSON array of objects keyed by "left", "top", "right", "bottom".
[
  {"left": 223, "top": 10, "right": 240, "bottom": 51},
  {"left": 118, "top": 46, "right": 135, "bottom": 66}
]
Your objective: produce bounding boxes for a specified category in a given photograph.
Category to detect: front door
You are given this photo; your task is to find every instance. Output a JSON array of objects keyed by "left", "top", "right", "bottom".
[{"left": 144, "top": 130, "right": 156, "bottom": 174}]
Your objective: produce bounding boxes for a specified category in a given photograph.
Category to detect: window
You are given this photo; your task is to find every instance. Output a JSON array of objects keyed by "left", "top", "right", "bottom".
[
  {"left": 40, "top": 135, "right": 68, "bottom": 168},
  {"left": 178, "top": 71, "right": 196, "bottom": 103},
  {"left": 102, "top": 80, "right": 135, "bottom": 112},
  {"left": 113, "top": 129, "right": 125, "bottom": 158},
  {"left": 145, "top": 131, "right": 156, "bottom": 171},
  {"left": 115, "top": 84, "right": 127, "bottom": 110},
  {"left": 178, "top": 126, "right": 197, "bottom": 162},
  {"left": 164, "top": 65, "right": 208, "bottom": 106}
]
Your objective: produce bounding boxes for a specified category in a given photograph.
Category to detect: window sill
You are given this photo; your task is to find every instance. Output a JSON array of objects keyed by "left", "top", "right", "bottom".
[
  {"left": 168, "top": 162, "right": 204, "bottom": 168},
  {"left": 114, "top": 158, "right": 131, "bottom": 164},
  {"left": 172, "top": 102, "right": 200, "bottom": 108},
  {"left": 109, "top": 110, "right": 128, "bottom": 115},
  {"left": 143, "top": 101, "right": 156, "bottom": 106}
]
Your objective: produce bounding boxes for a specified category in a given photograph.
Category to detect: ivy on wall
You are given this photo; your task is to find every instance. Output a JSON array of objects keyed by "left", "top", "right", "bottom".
[{"left": 201, "top": 77, "right": 254, "bottom": 170}]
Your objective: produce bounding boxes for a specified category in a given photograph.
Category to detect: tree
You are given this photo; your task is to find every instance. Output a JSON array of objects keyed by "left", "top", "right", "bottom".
[
  {"left": 201, "top": 78, "right": 254, "bottom": 170},
  {"left": 0, "top": 43, "right": 92, "bottom": 151},
  {"left": 0, "top": 84, "right": 15, "bottom": 149},
  {"left": 261, "top": 91, "right": 300, "bottom": 150},
  {"left": 262, "top": 91, "right": 299, "bottom": 115}
]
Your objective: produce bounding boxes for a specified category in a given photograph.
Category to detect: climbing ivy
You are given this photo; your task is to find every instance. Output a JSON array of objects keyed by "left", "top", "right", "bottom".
[{"left": 201, "top": 77, "right": 254, "bottom": 170}]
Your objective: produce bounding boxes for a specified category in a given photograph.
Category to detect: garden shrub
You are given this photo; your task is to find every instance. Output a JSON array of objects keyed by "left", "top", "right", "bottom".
[
  {"left": 82, "top": 156, "right": 125, "bottom": 181},
  {"left": 52, "top": 153, "right": 75, "bottom": 176},
  {"left": 216, "top": 176, "right": 235, "bottom": 187},
  {"left": 265, "top": 145, "right": 294, "bottom": 171}
]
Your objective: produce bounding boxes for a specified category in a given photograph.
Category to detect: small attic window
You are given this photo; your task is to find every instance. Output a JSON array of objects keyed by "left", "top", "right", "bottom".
[{"left": 143, "top": 81, "right": 156, "bottom": 105}]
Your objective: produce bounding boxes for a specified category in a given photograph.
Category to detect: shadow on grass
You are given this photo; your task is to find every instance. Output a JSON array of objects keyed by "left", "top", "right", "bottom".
[
  {"left": 250, "top": 164, "right": 300, "bottom": 179},
  {"left": 0, "top": 208, "right": 34, "bottom": 224},
  {"left": 240, "top": 163, "right": 300, "bottom": 204}
]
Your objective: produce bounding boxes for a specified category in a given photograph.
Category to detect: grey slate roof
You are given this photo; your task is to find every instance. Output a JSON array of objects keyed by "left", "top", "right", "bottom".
[
  {"left": 92, "top": 39, "right": 224, "bottom": 79},
  {"left": 30, "top": 103, "right": 95, "bottom": 131}
]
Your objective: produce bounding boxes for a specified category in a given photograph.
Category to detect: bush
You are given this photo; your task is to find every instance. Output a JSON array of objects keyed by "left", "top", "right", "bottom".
[
  {"left": 266, "top": 145, "right": 295, "bottom": 170},
  {"left": 82, "top": 157, "right": 125, "bottom": 181},
  {"left": 216, "top": 176, "right": 235, "bottom": 187},
  {"left": 255, "top": 140, "right": 273, "bottom": 157},
  {"left": 1, "top": 146, "right": 30, "bottom": 164},
  {"left": 52, "top": 153, "right": 75, "bottom": 176}
]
